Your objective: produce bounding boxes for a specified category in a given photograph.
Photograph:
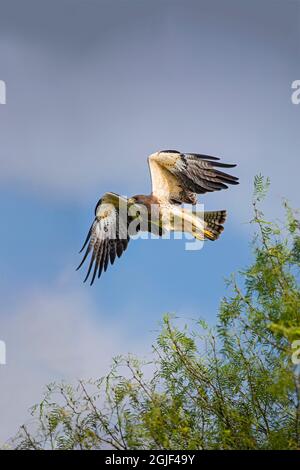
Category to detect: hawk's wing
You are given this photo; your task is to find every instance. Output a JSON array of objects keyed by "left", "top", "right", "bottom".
[
  {"left": 77, "top": 192, "right": 133, "bottom": 285},
  {"left": 148, "top": 150, "right": 239, "bottom": 204}
]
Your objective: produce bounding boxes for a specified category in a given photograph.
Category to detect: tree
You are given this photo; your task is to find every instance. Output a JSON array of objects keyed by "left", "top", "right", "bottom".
[{"left": 11, "top": 177, "right": 300, "bottom": 450}]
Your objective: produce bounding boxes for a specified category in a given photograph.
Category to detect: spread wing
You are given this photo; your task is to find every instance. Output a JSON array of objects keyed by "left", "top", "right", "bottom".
[
  {"left": 148, "top": 150, "right": 239, "bottom": 204},
  {"left": 77, "top": 192, "right": 133, "bottom": 285}
]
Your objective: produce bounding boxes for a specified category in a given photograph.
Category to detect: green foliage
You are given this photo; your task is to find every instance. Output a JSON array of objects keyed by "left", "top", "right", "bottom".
[{"left": 11, "top": 177, "right": 300, "bottom": 450}]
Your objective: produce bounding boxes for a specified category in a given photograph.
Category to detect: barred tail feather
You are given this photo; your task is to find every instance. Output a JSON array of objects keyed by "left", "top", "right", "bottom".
[{"left": 203, "top": 210, "right": 227, "bottom": 241}]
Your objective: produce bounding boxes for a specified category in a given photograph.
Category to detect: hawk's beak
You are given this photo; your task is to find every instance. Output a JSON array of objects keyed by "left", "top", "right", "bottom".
[{"left": 128, "top": 197, "right": 136, "bottom": 204}]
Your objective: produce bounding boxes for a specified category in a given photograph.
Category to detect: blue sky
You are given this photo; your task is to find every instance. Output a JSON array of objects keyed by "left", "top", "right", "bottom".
[{"left": 0, "top": 0, "right": 299, "bottom": 443}]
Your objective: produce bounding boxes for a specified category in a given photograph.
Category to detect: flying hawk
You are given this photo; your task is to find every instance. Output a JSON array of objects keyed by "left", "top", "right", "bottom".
[{"left": 77, "top": 150, "right": 239, "bottom": 284}]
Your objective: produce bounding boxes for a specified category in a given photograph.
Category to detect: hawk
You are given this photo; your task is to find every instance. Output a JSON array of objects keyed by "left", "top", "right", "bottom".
[{"left": 77, "top": 150, "right": 239, "bottom": 284}]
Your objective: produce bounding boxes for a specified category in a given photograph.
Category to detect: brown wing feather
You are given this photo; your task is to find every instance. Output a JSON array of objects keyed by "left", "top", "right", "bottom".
[{"left": 148, "top": 150, "right": 238, "bottom": 204}]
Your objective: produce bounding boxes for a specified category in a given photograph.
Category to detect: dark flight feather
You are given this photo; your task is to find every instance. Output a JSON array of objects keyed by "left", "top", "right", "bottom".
[
  {"left": 77, "top": 194, "right": 137, "bottom": 285},
  {"left": 171, "top": 152, "right": 239, "bottom": 198}
]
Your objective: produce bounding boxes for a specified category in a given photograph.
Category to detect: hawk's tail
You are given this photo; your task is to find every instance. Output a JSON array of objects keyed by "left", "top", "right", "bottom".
[{"left": 203, "top": 210, "right": 227, "bottom": 241}]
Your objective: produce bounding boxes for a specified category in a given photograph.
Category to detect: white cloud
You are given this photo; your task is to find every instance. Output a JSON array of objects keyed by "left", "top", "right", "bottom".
[{"left": 0, "top": 286, "right": 147, "bottom": 445}]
